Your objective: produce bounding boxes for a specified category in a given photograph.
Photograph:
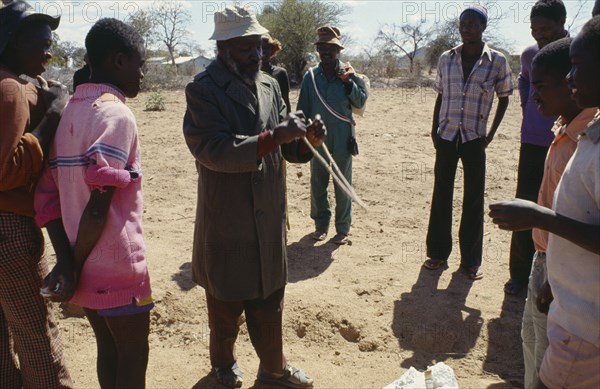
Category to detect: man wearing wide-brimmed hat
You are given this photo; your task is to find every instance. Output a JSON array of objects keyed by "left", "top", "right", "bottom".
[
  {"left": 297, "top": 26, "right": 368, "bottom": 245},
  {"left": 0, "top": 1, "right": 72, "bottom": 387},
  {"left": 183, "top": 5, "right": 324, "bottom": 388}
]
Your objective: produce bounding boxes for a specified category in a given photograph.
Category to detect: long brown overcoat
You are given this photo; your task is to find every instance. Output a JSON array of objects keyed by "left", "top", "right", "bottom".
[{"left": 183, "top": 59, "right": 311, "bottom": 301}]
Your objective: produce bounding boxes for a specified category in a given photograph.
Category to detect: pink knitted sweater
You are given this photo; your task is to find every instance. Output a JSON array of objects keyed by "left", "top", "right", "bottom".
[{"left": 35, "top": 84, "right": 151, "bottom": 309}]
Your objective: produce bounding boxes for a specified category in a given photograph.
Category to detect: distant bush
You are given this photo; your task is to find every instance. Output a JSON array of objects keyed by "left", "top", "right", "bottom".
[
  {"left": 143, "top": 64, "right": 191, "bottom": 91},
  {"left": 145, "top": 91, "right": 166, "bottom": 111}
]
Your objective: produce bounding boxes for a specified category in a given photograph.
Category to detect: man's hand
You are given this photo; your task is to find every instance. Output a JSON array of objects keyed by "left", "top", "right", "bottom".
[
  {"left": 42, "top": 260, "right": 77, "bottom": 302},
  {"left": 272, "top": 112, "right": 308, "bottom": 145},
  {"left": 536, "top": 281, "right": 553, "bottom": 314},
  {"left": 37, "top": 76, "right": 69, "bottom": 115},
  {"left": 338, "top": 62, "right": 355, "bottom": 84},
  {"left": 306, "top": 114, "right": 326, "bottom": 147},
  {"left": 489, "top": 199, "right": 552, "bottom": 231}
]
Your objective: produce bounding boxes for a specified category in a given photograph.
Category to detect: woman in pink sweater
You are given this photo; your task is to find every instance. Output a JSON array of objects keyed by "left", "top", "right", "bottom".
[{"left": 35, "top": 19, "right": 151, "bottom": 389}]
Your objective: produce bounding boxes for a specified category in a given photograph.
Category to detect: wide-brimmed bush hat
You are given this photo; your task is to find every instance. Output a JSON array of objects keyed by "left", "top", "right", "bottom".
[
  {"left": 314, "top": 26, "right": 344, "bottom": 49},
  {"left": 209, "top": 5, "right": 268, "bottom": 41}
]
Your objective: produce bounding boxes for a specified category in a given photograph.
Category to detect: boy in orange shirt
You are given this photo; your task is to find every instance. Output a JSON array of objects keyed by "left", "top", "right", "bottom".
[
  {"left": 521, "top": 37, "right": 597, "bottom": 389},
  {"left": 491, "top": 17, "right": 600, "bottom": 387}
]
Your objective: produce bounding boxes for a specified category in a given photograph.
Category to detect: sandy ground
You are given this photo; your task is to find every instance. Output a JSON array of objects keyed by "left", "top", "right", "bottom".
[{"left": 48, "top": 86, "right": 529, "bottom": 388}]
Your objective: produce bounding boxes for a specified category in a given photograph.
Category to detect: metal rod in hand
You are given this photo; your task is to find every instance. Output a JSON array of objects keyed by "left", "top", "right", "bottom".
[
  {"left": 318, "top": 142, "right": 362, "bottom": 202},
  {"left": 301, "top": 137, "right": 368, "bottom": 210}
]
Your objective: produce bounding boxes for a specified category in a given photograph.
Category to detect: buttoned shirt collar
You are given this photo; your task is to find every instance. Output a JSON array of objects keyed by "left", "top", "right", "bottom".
[{"left": 449, "top": 43, "right": 493, "bottom": 61}]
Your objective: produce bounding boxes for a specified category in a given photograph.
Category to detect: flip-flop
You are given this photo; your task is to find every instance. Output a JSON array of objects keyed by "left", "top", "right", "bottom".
[
  {"left": 467, "top": 266, "right": 484, "bottom": 280},
  {"left": 213, "top": 362, "right": 243, "bottom": 388},
  {"left": 257, "top": 364, "right": 313, "bottom": 389},
  {"left": 422, "top": 258, "right": 448, "bottom": 270}
]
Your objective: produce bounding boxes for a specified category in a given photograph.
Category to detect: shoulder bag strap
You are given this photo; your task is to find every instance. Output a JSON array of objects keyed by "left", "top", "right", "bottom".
[{"left": 308, "top": 68, "right": 356, "bottom": 137}]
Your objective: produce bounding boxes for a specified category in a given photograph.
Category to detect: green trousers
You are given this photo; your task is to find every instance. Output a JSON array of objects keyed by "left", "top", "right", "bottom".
[{"left": 310, "top": 147, "right": 352, "bottom": 235}]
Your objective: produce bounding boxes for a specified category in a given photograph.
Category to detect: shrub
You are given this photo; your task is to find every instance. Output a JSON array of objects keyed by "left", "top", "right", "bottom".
[
  {"left": 142, "top": 64, "right": 190, "bottom": 91},
  {"left": 144, "top": 91, "right": 166, "bottom": 111}
]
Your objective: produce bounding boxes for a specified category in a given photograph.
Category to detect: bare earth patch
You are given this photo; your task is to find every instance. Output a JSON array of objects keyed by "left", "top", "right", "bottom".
[{"left": 51, "top": 87, "right": 525, "bottom": 388}]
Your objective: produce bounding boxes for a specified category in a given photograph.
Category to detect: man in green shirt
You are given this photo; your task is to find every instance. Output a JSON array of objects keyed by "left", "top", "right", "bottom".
[{"left": 297, "top": 26, "right": 368, "bottom": 245}]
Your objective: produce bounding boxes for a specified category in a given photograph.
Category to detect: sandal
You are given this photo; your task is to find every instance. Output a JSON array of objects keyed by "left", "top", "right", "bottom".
[
  {"left": 504, "top": 279, "right": 524, "bottom": 295},
  {"left": 466, "top": 266, "right": 484, "bottom": 280},
  {"left": 422, "top": 258, "right": 448, "bottom": 270},
  {"left": 213, "top": 362, "right": 243, "bottom": 388},
  {"left": 257, "top": 364, "right": 313, "bottom": 389}
]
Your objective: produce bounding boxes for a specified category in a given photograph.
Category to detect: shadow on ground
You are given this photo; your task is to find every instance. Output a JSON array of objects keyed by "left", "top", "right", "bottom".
[
  {"left": 483, "top": 293, "right": 526, "bottom": 387},
  {"left": 172, "top": 261, "right": 197, "bottom": 291},
  {"left": 287, "top": 234, "right": 339, "bottom": 283},
  {"left": 392, "top": 266, "right": 481, "bottom": 369}
]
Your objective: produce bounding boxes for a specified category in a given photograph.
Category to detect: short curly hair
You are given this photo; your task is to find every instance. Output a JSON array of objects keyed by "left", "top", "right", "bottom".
[
  {"left": 85, "top": 18, "right": 144, "bottom": 67},
  {"left": 530, "top": 0, "right": 567, "bottom": 23},
  {"left": 532, "top": 37, "right": 572, "bottom": 78},
  {"left": 576, "top": 15, "right": 600, "bottom": 59}
]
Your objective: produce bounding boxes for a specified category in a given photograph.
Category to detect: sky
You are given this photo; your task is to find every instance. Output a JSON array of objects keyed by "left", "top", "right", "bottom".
[{"left": 30, "top": 0, "right": 596, "bottom": 56}]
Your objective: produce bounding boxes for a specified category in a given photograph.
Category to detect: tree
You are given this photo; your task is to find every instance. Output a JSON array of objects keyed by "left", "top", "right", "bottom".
[
  {"left": 257, "top": 0, "right": 347, "bottom": 83},
  {"left": 377, "top": 20, "right": 432, "bottom": 74},
  {"left": 425, "top": 20, "right": 460, "bottom": 72},
  {"left": 151, "top": 1, "right": 191, "bottom": 70},
  {"left": 49, "top": 33, "right": 84, "bottom": 68},
  {"left": 567, "top": 0, "right": 591, "bottom": 33},
  {"left": 127, "top": 8, "right": 158, "bottom": 51},
  {"left": 356, "top": 43, "right": 403, "bottom": 78},
  {"left": 71, "top": 46, "right": 87, "bottom": 68},
  {"left": 180, "top": 40, "right": 206, "bottom": 58}
]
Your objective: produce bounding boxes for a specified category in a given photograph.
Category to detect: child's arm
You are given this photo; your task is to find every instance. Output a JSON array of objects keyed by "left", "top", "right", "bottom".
[
  {"left": 489, "top": 199, "right": 600, "bottom": 255},
  {"left": 486, "top": 96, "right": 510, "bottom": 147},
  {"left": 488, "top": 54, "right": 513, "bottom": 146},
  {"left": 72, "top": 187, "right": 115, "bottom": 276},
  {"left": 44, "top": 219, "right": 76, "bottom": 301},
  {"left": 35, "top": 164, "right": 77, "bottom": 301},
  {"left": 44, "top": 187, "right": 115, "bottom": 301},
  {"left": 517, "top": 52, "right": 530, "bottom": 111}
]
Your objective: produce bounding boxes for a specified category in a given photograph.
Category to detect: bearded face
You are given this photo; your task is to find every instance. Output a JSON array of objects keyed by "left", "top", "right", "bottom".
[{"left": 220, "top": 35, "right": 262, "bottom": 86}]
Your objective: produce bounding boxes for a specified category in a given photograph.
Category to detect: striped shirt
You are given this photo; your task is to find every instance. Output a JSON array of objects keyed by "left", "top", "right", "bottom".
[{"left": 434, "top": 43, "right": 513, "bottom": 142}]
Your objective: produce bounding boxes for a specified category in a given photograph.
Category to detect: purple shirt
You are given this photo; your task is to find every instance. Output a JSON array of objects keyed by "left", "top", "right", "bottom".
[{"left": 519, "top": 44, "right": 558, "bottom": 146}]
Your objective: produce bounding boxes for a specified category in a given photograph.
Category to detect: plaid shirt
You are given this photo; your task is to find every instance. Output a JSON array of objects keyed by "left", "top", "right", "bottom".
[{"left": 434, "top": 43, "right": 513, "bottom": 142}]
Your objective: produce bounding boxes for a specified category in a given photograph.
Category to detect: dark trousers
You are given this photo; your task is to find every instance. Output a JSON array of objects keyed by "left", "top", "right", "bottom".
[
  {"left": 426, "top": 137, "right": 486, "bottom": 268},
  {"left": 205, "top": 287, "right": 286, "bottom": 374},
  {"left": 509, "top": 143, "right": 549, "bottom": 284}
]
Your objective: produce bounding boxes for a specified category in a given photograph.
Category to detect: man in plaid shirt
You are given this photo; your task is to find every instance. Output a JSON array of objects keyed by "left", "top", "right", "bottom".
[{"left": 423, "top": 5, "right": 513, "bottom": 280}]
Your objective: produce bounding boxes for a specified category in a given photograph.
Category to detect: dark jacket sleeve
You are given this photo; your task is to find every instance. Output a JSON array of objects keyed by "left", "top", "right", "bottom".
[
  {"left": 273, "top": 79, "right": 312, "bottom": 164},
  {"left": 182, "top": 80, "right": 261, "bottom": 174}
]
